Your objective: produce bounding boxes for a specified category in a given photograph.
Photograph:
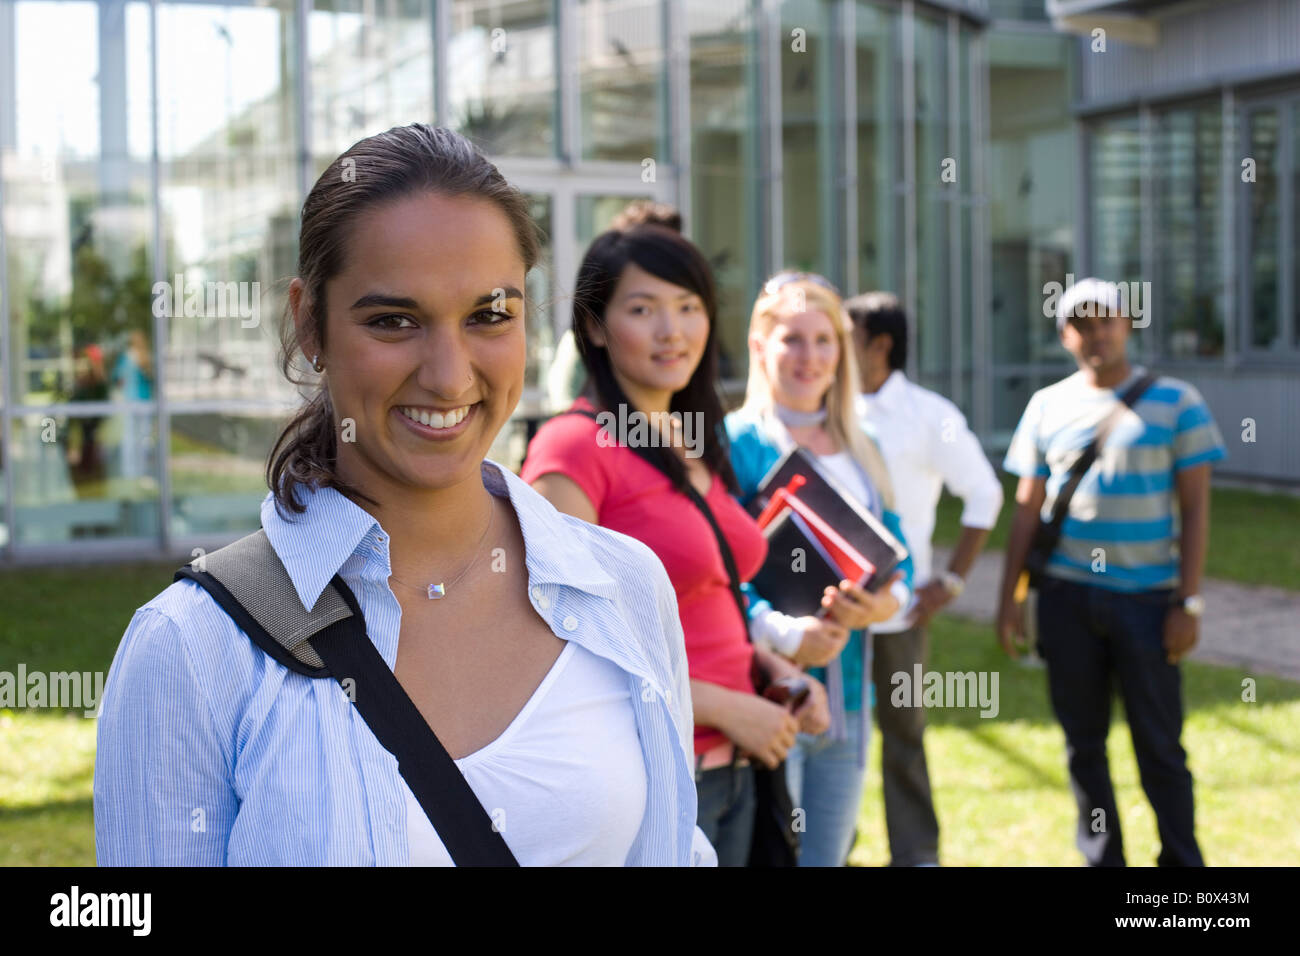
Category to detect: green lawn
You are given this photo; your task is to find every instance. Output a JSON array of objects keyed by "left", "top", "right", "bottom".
[
  {"left": 847, "top": 616, "right": 1300, "bottom": 866},
  {"left": 933, "top": 474, "right": 1300, "bottom": 592},
  {"left": 2, "top": 558, "right": 1297, "bottom": 866}
]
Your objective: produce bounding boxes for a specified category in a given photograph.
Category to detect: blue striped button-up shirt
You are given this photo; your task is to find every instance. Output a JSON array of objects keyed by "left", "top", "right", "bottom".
[{"left": 94, "top": 460, "right": 714, "bottom": 866}]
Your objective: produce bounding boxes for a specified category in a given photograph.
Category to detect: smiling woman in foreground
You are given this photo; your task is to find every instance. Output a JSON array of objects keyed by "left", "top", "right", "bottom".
[{"left": 93, "top": 124, "right": 713, "bottom": 866}]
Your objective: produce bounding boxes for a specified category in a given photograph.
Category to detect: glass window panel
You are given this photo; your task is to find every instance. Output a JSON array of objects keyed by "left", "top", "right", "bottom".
[
  {"left": 780, "top": 0, "right": 836, "bottom": 282},
  {"left": 448, "top": 0, "right": 556, "bottom": 158},
  {"left": 1090, "top": 113, "right": 1142, "bottom": 285},
  {"left": 156, "top": 0, "right": 299, "bottom": 406},
  {"left": 1245, "top": 107, "right": 1280, "bottom": 350},
  {"left": 169, "top": 412, "right": 284, "bottom": 536},
  {"left": 855, "top": 1, "right": 898, "bottom": 296},
  {"left": 689, "top": 0, "right": 759, "bottom": 386},
  {"left": 1153, "top": 102, "right": 1223, "bottom": 358},
  {"left": 10, "top": 410, "right": 159, "bottom": 543},
  {"left": 913, "top": 8, "right": 950, "bottom": 393},
  {"left": 576, "top": 0, "right": 666, "bottom": 163},
  {"left": 988, "top": 31, "right": 1075, "bottom": 368},
  {"left": 6, "top": 1, "right": 155, "bottom": 411},
  {"left": 309, "top": 0, "right": 435, "bottom": 161}
]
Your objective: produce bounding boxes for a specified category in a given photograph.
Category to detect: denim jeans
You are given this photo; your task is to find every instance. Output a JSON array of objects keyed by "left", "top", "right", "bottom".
[
  {"left": 784, "top": 707, "right": 868, "bottom": 867},
  {"left": 695, "top": 760, "right": 757, "bottom": 867},
  {"left": 1036, "top": 575, "right": 1204, "bottom": 867}
]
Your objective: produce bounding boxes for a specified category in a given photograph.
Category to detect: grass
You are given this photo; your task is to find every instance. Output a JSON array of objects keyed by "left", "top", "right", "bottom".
[
  {"left": 2, "top": 559, "right": 1297, "bottom": 866},
  {"left": 846, "top": 616, "right": 1300, "bottom": 866},
  {"left": 932, "top": 474, "right": 1300, "bottom": 592}
]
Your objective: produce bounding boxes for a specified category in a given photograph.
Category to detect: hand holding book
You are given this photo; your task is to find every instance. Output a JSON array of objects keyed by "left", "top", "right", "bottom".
[{"left": 819, "top": 572, "right": 904, "bottom": 631}]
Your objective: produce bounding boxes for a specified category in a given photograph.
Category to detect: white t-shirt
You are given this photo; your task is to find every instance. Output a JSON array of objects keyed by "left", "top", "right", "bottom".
[
  {"left": 816, "top": 451, "right": 878, "bottom": 517},
  {"left": 404, "top": 640, "right": 649, "bottom": 866}
]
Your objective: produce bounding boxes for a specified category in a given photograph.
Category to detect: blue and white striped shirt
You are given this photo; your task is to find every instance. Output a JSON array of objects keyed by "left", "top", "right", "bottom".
[
  {"left": 1003, "top": 366, "right": 1227, "bottom": 592},
  {"left": 94, "top": 460, "right": 714, "bottom": 866}
]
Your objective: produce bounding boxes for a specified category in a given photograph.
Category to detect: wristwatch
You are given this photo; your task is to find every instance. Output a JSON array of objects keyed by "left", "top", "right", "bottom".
[
  {"left": 1180, "top": 594, "right": 1205, "bottom": 617},
  {"left": 938, "top": 570, "right": 965, "bottom": 598}
]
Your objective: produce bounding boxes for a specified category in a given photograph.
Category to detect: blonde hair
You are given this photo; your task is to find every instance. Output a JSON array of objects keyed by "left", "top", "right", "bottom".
[{"left": 741, "top": 280, "right": 895, "bottom": 511}]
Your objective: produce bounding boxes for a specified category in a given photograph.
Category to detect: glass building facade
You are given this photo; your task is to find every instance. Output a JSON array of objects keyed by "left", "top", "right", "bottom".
[{"left": 0, "top": 0, "right": 1293, "bottom": 563}]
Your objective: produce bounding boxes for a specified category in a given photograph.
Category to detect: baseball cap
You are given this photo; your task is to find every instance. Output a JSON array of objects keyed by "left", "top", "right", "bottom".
[{"left": 1056, "top": 277, "right": 1121, "bottom": 332}]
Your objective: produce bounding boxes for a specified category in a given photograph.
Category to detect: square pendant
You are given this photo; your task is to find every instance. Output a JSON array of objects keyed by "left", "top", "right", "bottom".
[{"left": 427, "top": 583, "right": 446, "bottom": 599}]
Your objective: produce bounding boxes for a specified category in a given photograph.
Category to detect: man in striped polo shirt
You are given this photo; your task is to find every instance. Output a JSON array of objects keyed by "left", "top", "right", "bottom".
[{"left": 997, "top": 277, "right": 1226, "bottom": 866}]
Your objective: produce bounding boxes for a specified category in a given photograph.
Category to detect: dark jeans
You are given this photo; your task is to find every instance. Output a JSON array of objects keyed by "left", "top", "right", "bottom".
[
  {"left": 1036, "top": 575, "right": 1204, "bottom": 866},
  {"left": 871, "top": 624, "right": 940, "bottom": 865},
  {"left": 695, "top": 760, "right": 757, "bottom": 868}
]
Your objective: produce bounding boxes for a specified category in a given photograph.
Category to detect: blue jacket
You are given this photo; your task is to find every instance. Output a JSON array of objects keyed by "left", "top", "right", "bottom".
[{"left": 724, "top": 408, "right": 914, "bottom": 714}]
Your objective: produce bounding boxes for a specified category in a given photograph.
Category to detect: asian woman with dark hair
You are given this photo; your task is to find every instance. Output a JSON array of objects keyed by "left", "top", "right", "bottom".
[{"left": 523, "top": 223, "right": 837, "bottom": 865}]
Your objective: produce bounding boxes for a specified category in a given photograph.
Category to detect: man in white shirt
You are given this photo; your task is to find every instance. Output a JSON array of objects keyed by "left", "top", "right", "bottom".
[{"left": 846, "top": 291, "right": 1004, "bottom": 866}]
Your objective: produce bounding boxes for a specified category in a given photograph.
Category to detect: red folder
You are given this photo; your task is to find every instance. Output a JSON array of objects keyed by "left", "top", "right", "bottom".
[{"left": 756, "top": 475, "right": 877, "bottom": 586}]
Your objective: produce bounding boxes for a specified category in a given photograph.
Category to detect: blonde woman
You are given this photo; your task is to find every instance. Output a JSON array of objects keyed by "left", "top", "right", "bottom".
[{"left": 725, "top": 271, "right": 915, "bottom": 866}]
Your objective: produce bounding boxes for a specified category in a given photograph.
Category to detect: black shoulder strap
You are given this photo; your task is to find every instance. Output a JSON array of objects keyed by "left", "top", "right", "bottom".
[
  {"left": 1045, "top": 371, "right": 1158, "bottom": 527},
  {"left": 175, "top": 538, "right": 519, "bottom": 867},
  {"left": 1028, "top": 371, "right": 1158, "bottom": 571}
]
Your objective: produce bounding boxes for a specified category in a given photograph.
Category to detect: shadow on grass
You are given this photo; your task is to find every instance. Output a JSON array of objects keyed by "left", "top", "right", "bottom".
[{"left": 0, "top": 796, "right": 92, "bottom": 821}]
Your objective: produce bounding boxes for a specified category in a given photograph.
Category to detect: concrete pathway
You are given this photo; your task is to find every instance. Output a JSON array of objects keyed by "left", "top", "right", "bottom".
[{"left": 932, "top": 547, "right": 1300, "bottom": 682}]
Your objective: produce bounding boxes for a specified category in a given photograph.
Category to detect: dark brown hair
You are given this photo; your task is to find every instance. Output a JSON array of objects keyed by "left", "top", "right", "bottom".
[
  {"left": 266, "top": 124, "right": 542, "bottom": 519},
  {"left": 571, "top": 223, "right": 739, "bottom": 496},
  {"left": 844, "top": 290, "right": 908, "bottom": 371}
]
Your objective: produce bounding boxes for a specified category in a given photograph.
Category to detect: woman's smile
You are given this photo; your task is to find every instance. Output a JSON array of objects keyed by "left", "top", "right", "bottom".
[{"left": 393, "top": 401, "right": 481, "bottom": 440}]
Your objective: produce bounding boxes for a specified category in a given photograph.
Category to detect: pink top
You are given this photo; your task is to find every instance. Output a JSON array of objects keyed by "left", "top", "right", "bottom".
[{"left": 521, "top": 398, "right": 769, "bottom": 754}]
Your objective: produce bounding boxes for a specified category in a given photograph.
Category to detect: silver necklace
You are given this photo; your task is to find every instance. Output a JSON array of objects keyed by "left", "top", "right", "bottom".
[
  {"left": 774, "top": 400, "right": 828, "bottom": 428},
  {"left": 386, "top": 500, "right": 496, "bottom": 600}
]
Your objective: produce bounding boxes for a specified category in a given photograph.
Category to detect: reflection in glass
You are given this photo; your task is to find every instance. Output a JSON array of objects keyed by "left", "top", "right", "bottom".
[
  {"left": 6, "top": 0, "right": 155, "bottom": 408},
  {"left": 688, "top": 0, "right": 760, "bottom": 385},
  {"left": 10, "top": 412, "right": 159, "bottom": 544},
  {"left": 310, "top": 0, "right": 436, "bottom": 161},
  {"left": 157, "top": 0, "right": 300, "bottom": 405},
  {"left": 576, "top": 0, "right": 666, "bottom": 162},
  {"left": 988, "top": 30, "right": 1074, "bottom": 368},
  {"left": 169, "top": 413, "right": 286, "bottom": 536},
  {"left": 448, "top": 0, "right": 556, "bottom": 157}
]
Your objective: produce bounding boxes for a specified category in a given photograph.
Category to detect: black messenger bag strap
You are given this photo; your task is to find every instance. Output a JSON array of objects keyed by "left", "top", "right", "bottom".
[
  {"left": 175, "top": 539, "right": 518, "bottom": 867},
  {"left": 1025, "top": 371, "right": 1158, "bottom": 578},
  {"left": 306, "top": 578, "right": 519, "bottom": 867}
]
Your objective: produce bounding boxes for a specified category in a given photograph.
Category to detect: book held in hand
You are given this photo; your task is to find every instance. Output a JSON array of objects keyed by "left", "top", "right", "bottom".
[{"left": 746, "top": 448, "right": 908, "bottom": 618}]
